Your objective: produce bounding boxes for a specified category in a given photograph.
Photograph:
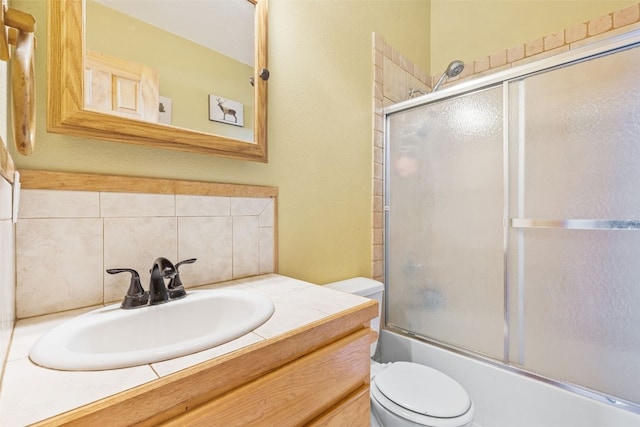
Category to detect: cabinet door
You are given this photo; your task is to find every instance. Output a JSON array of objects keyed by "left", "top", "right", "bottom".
[{"left": 84, "top": 50, "right": 159, "bottom": 122}]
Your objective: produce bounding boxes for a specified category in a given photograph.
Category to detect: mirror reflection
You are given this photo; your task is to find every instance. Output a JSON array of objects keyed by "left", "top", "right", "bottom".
[{"left": 85, "top": 0, "right": 256, "bottom": 143}]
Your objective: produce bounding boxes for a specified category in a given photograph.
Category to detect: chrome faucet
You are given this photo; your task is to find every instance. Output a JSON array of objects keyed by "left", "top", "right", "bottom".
[{"left": 148, "top": 257, "right": 176, "bottom": 305}]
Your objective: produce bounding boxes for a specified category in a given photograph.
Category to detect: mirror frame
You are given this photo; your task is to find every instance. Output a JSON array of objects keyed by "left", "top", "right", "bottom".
[{"left": 47, "top": 0, "right": 268, "bottom": 162}]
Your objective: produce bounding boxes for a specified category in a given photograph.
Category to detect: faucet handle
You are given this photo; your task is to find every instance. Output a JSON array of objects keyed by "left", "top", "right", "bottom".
[
  {"left": 168, "top": 258, "right": 197, "bottom": 299},
  {"left": 107, "top": 268, "right": 149, "bottom": 309},
  {"left": 175, "top": 258, "right": 197, "bottom": 269}
]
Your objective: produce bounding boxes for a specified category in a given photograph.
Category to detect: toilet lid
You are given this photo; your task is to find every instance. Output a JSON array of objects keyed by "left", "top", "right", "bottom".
[{"left": 373, "top": 361, "right": 471, "bottom": 418}]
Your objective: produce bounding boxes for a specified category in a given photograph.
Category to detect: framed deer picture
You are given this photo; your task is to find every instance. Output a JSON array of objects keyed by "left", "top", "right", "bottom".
[
  {"left": 208, "top": 95, "right": 244, "bottom": 127},
  {"left": 158, "top": 96, "right": 172, "bottom": 125}
]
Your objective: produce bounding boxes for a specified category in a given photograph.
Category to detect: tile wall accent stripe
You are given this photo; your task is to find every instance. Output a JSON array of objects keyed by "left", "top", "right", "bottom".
[{"left": 19, "top": 170, "right": 278, "bottom": 197}]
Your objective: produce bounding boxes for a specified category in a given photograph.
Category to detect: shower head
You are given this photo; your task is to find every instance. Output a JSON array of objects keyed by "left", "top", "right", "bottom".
[
  {"left": 445, "top": 60, "right": 465, "bottom": 77},
  {"left": 431, "top": 60, "right": 465, "bottom": 92}
]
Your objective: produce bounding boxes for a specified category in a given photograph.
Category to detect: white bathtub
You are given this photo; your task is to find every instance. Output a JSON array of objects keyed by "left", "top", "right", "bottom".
[{"left": 379, "top": 330, "right": 640, "bottom": 427}]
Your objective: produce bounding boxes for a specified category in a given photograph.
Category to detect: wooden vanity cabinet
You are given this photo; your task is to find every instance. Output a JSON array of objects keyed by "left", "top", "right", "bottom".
[{"left": 34, "top": 301, "right": 377, "bottom": 426}]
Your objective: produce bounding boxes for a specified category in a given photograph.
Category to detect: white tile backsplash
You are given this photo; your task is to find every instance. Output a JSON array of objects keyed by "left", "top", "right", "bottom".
[
  {"left": 178, "top": 216, "right": 233, "bottom": 286},
  {"left": 0, "top": 177, "right": 12, "bottom": 220},
  {"left": 259, "top": 227, "right": 274, "bottom": 274},
  {"left": 14, "top": 190, "right": 276, "bottom": 318},
  {"left": 103, "top": 217, "right": 178, "bottom": 303},
  {"left": 0, "top": 62, "right": 14, "bottom": 388},
  {"left": 231, "top": 197, "right": 272, "bottom": 216},
  {"left": 0, "top": 217, "right": 15, "bottom": 366},
  {"left": 16, "top": 218, "right": 104, "bottom": 318},
  {"left": 175, "top": 195, "right": 230, "bottom": 216},
  {"left": 19, "top": 189, "right": 99, "bottom": 219},
  {"left": 259, "top": 199, "right": 274, "bottom": 227},
  {"left": 100, "top": 192, "right": 175, "bottom": 217},
  {"left": 233, "top": 216, "right": 260, "bottom": 278}
]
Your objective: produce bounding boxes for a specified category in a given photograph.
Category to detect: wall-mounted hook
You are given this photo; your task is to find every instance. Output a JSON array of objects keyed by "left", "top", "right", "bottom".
[
  {"left": 4, "top": 7, "right": 35, "bottom": 32},
  {"left": 0, "top": 6, "right": 36, "bottom": 59},
  {"left": 12, "top": 29, "right": 35, "bottom": 155},
  {"left": 1, "top": 6, "right": 37, "bottom": 156}
]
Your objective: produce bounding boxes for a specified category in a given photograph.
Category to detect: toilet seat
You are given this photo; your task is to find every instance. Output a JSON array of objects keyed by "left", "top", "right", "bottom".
[{"left": 371, "top": 361, "right": 473, "bottom": 426}]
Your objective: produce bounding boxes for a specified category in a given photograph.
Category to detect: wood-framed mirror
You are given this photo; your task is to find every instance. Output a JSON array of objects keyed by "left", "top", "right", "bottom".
[{"left": 47, "top": 0, "right": 268, "bottom": 162}]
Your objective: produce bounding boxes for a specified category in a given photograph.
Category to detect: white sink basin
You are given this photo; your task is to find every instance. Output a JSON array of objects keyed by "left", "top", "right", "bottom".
[{"left": 29, "top": 289, "right": 274, "bottom": 371}]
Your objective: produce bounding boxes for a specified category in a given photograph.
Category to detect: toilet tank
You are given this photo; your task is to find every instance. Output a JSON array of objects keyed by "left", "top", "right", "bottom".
[{"left": 324, "top": 277, "right": 384, "bottom": 357}]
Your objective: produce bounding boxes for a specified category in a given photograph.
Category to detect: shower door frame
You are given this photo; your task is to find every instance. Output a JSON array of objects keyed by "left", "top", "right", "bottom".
[{"left": 383, "top": 28, "right": 640, "bottom": 414}]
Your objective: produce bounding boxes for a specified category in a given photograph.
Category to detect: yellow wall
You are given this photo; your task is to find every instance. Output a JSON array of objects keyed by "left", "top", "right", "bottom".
[
  {"left": 430, "top": 0, "right": 637, "bottom": 74},
  {"left": 9, "top": 0, "right": 429, "bottom": 285}
]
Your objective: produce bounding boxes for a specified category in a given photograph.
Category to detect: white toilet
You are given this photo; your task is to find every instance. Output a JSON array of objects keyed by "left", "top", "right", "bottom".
[{"left": 325, "top": 278, "right": 475, "bottom": 427}]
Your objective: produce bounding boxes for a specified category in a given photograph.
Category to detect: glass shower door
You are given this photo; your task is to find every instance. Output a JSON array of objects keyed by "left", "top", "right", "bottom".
[
  {"left": 508, "top": 46, "right": 640, "bottom": 404},
  {"left": 386, "top": 40, "right": 640, "bottom": 407},
  {"left": 386, "top": 85, "right": 506, "bottom": 359}
]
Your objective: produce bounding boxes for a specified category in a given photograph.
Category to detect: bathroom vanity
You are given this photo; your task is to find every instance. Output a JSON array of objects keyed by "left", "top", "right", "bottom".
[{"left": 1, "top": 275, "right": 377, "bottom": 426}]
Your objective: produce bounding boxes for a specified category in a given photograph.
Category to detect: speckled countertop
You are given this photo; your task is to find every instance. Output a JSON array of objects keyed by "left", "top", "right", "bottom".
[{"left": 0, "top": 274, "right": 370, "bottom": 426}]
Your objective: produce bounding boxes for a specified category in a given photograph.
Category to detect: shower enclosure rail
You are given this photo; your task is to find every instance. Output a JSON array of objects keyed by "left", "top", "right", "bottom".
[
  {"left": 383, "top": 28, "right": 640, "bottom": 414},
  {"left": 511, "top": 219, "right": 640, "bottom": 230}
]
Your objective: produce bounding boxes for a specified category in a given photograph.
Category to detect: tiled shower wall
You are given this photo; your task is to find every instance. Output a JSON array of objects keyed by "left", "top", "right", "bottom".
[
  {"left": 370, "top": 32, "right": 431, "bottom": 283},
  {"left": 370, "top": 2, "right": 640, "bottom": 283},
  {"left": 15, "top": 189, "right": 275, "bottom": 319}
]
